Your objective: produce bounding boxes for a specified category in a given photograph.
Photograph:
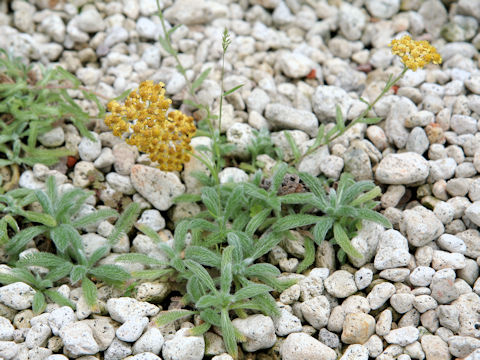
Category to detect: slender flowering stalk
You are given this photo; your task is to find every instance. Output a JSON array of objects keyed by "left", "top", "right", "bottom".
[
  {"left": 105, "top": 81, "right": 196, "bottom": 172},
  {"left": 296, "top": 35, "right": 442, "bottom": 164}
]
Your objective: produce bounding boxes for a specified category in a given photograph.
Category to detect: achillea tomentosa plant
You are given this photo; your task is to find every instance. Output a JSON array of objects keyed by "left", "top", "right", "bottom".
[
  {"left": 0, "top": 49, "right": 106, "bottom": 191},
  {"left": 0, "top": 176, "right": 140, "bottom": 312},
  {"left": 99, "top": 24, "right": 443, "bottom": 358}
]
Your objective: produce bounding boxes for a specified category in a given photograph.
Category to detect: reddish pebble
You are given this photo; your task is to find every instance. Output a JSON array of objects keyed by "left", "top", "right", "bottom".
[
  {"left": 392, "top": 85, "right": 399, "bottom": 94},
  {"left": 66, "top": 156, "right": 77, "bottom": 168},
  {"left": 306, "top": 69, "right": 316, "bottom": 79}
]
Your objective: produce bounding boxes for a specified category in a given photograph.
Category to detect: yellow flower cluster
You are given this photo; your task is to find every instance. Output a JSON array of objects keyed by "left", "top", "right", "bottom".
[
  {"left": 105, "top": 81, "right": 196, "bottom": 172},
  {"left": 389, "top": 35, "right": 442, "bottom": 71}
]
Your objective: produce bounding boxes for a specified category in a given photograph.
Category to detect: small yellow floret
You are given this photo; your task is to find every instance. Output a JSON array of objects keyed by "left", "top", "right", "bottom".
[
  {"left": 104, "top": 81, "right": 196, "bottom": 172},
  {"left": 389, "top": 35, "right": 442, "bottom": 71}
]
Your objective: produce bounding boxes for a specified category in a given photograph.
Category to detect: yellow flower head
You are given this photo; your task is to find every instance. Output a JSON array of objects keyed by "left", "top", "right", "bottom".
[
  {"left": 389, "top": 35, "right": 442, "bottom": 71},
  {"left": 105, "top": 81, "right": 196, "bottom": 172}
]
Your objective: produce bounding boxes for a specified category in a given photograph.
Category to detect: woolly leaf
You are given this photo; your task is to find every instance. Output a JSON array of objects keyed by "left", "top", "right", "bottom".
[
  {"left": 221, "top": 308, "right": 238, "bottom": 359},
  {"left": 6, "top": 225, "right": 46, "bottom": 255},
  {"left": 156, "top": 310, "right": 197, "bottom": 326},
  {"left": 32, "top": 291, "right": 46, "bottom": 314},
  {"left": 184, "top": 260, "right": 217, "bottom": 293},
  {"left": 333, "top": 222, "right": 362, "bottom": 259},
  {"left": 233, "top": 283, "right": 272, "bottom": 302},
  {"left": 44, "top": 289, "right": 76, "bottom": 310},
  {"left": 272, "top": 214, "right": 321, "bottom": 233},
  {"left": 82, "top": 277, "right": 97, "bottom": 308},
  {"left": 296, "top": 236, "right": 315, "bottom": 273}
]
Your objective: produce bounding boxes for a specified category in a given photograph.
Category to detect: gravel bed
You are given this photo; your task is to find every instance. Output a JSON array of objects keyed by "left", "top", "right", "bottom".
[{"left": 2, "top": 0, "right": 480, "bottom": 359}]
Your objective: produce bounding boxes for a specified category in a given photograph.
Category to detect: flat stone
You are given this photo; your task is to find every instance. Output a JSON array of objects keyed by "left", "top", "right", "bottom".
[
  {"left": 375, "top": 153, "right": 429, "bottom": 185},
  {"left": 130, "top": 165, "right": 185, "bottom": 211}
]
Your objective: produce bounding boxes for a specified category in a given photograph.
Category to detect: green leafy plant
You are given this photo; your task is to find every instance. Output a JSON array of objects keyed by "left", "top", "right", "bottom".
[
  {"left": 0, "top": 265, "right": 76, "bottom": 313},
  {"left": 275, "top": 172, "right": 391, "bottom": 266},
  {"left": 11, "top": 201, "right": 140, "bottom": 309},
  {"left": 3, "top": 176, "right": 118, "bottom": 259},
  {"left": 0, "top": 49, "right": 105, "bottom": 190}
]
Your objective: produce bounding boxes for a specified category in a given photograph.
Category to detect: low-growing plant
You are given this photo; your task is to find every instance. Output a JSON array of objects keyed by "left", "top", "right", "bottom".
[
  {"left": 0, "top": 265, "right": 76, "bottom": 314},
  {"left": 3, "top": 176, "right": 118, "bottom": 259},
  {"left": 0, "top": 49, "right": 107, "bottom": 190},
  {"left": 11, "top": 200, "right": 140, "bottom": 309},
  {"left": 275, "top": 172, "right": 392, "bottom": 265}
]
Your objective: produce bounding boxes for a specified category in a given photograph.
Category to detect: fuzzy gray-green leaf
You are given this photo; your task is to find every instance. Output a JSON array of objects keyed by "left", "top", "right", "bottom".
[
  {"left": 156, "top": 310, "right": 197, "bottom": 326},
  {"left": 272, "top": 214, "right": 321, "bottom": 233}
]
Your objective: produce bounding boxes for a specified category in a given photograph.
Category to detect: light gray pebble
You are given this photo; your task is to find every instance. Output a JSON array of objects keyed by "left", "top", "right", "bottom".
[
  {"left": 130, "top": 165, "right": 185, "bottom": 211},
  {"left": 246, "top": 88, "right": 270, "bottom": 114},
  {"left": 232, "top": 314, "right": 276, "bottom": 352},
  {"left": 410, "top": 266, "right": 436, "bottom": 287},
  {"left": 451, "top": 115, "right": 478, "bottom": 135},
  {"left": 437, "top": 305, "right": 460, "bottom": 332},
  {"left": 218, "top": 168, "right": 249, "bottom": 183},
  {"left": 312, "top": 85, "right": 353, "bottom": 123},
  {"left": 94, "top": 148, "right": 115, "bottom": 169},
  {"left": 448, "top": 335, "right": 480, "bottom": 358},
  {"left": 73, "top": 161, "right": 96, "bottom": 188},
  {"left": 38, "top": 128, "right": 65, "bottom": 148},
  {"left": 375, "top": 153, "right": 429, "bottom": 185},
  {"left": 384, "top": 326, "right": 419, "bottom": 346},
  {"left": 318, "top": 328, "right": 340, "bottom": 349},
  {"left": 429, "top": 144, "right": 447, "bottom": 160},
  {"left": 320, "top": 155, "right": 344, "bottom": 180},
  {"left": 19, "top": 170, "right": 45, "bottom": 190},
  {"left": 457, "top": 258, "right": 479, "bottom": 285},
  {"left": 415, "top": 247, "right": 433, "bottom": 268},
  {"left": 368, "top": 282, "right": 396, "bottom": 310},
  {"left": 456, "top": 162, "right": 476, "bottom": 178},
  {"left": 374, "top": 229, "right": 411, "bottom": 270},
  {"left": 324, "top": 270, "right": 357, "bottom": 298},
  {"left": 432, "top": 250, "right": 466, "bottom": 270},
  {"left": 406, "top": 127, "right": 429, "bottom": 154},
  {"left": 279, "top": 284, "right": 300, "bottom": 305},
  {"left": 278, "top": 52, "right": 317, "bottom": 79},
  {"left": 434, "top": 202, "right": 456, "bottom": 225},
  {"left": 390, "top": 293, "right": 415, "bottom": 314},
  {"left": 273, "top": 307, "right": 302, "bottom": 336},
  {"left": 379, "top": 268, "right": 411, "bottom": 282},
  {"left": 465, "top": 201, "right": 480, "bottom": 226},
  {"left": 364, "top": 334, "right": 383, "bottom": 358},
  {"left": 376, "top": 309, "right": 392, "bottom": 336},
  {"left": 0, "top": 317, "right": 13, "bottom": 341},
  {"left": 414, "top": 295, "right": 438, "bottom": 313},
  {"left": 132, "top": 327, "right": 164, "bottom": 355},
  {"left": 60, "top": 321, "right": 100, "bottom": 357},
  {"left": 136, "top": 210, "right": 165, "bottom": 232},
  {"left": 280, "top": 332, "right": 337, "bottom": 360},
  {"left": 447, "top": 178, "right": 471, "bottom": 197},
  {"left": 340, "top": 344, "right": 369, "bottom": 360},
  {"left": 354, "top": 268, "right": 373, "bottom": 290},
  {"left": 106, "top": 173, "right": 136, "bottom": 195},
  {"left": 226, "top": 123, "right": 255, "bottom": 160},
  {"left": 298, "top": 276, "right": 324, "bottom": 302},
  {"left": 116, "top": 317, "right": 149, "bottom": 342},
  {"left": 105, "top": 338, "right": 132, "bottom": 360},
  {"left": 406, "top": 110, "right": 435, "bottom": 128},
  {"left": 401, "top": 206, "right": 445, "bottom": 247},
  {"left": 0, "top": 283, "right": 35, "bottom": 310},
  {"left": 48, "top": 307, "right": 76, "bottom": 337},
  {"left": 127, "top": 353, "right": 162, "bottom": 360},
  {"left": 0, "top": 340, "right": 18, "bottom": 360},
  {"left": 430, "top": 268, "right": 459, "bottom": 304},
  {"left": 25, "top": 322, "right": 51, "bottom": 348},
  {"left": 107, "top": 298, "right": 159, "bottom": 323},
  {"left": 429, "top": 158, "right": 457, "bottom": 182},
  {"left": 301, "top": 296, "right": 330, "bottom": 330},
  {"left": 265, "top": 103, "right": 318, "bottom": 137}
]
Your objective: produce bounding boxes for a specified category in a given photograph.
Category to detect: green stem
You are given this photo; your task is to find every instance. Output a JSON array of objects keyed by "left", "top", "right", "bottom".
[{"left": 296, "top": 66, "right": 408, "bottom": 164}]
